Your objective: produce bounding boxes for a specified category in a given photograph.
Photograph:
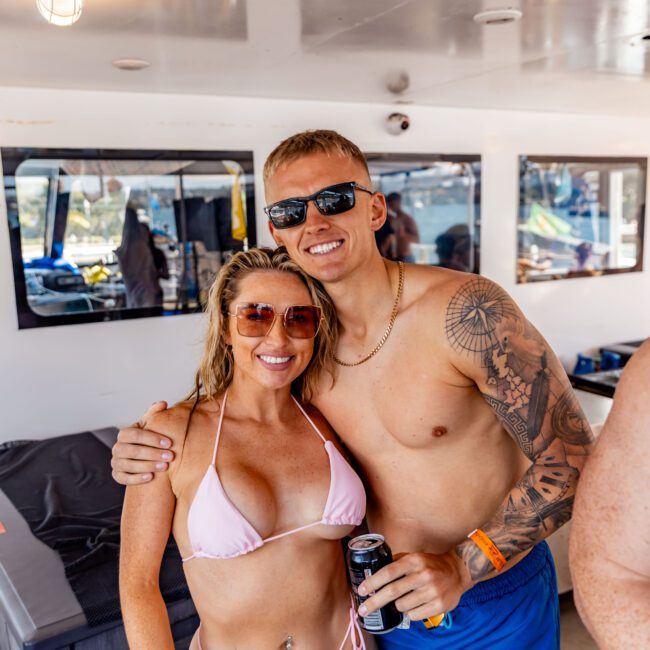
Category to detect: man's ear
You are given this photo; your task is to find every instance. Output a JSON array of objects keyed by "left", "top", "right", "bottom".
[
  {"left": 268, "top": 220, "right": 284, "bottom": 247},
  {"left": 369, "top": 192, "right": 388, "bottom": 233}
]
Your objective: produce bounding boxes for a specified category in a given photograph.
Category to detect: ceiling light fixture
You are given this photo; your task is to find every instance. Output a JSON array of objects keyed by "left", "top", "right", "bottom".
[
  {"left": 112, "top": 58, "right": 151, "bottom": 71},
  {"left": 36, "top": 0, "right": 83, "bottom": 26},
  {"left": 473, "top": 8, "right": 523, "bottom": 25}
]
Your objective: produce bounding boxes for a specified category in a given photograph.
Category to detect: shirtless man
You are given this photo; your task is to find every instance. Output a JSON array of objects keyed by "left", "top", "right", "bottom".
[
  {"left": 112, "top": 130, "right": 594, "bottom": 649},
  {"left": 570, "top": 339, "right": 650, "bottom": 649},
  {"left": 386, "top": 192, "right": 419, "bottom": 263}
]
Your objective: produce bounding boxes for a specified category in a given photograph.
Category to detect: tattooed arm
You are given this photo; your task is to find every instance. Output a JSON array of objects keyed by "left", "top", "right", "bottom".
[
  {"left": 445, "top": 276, "right": 595, "bottom": 581},
  {"left": 356, "top": 273, "right": 596, "bottom": 622}
]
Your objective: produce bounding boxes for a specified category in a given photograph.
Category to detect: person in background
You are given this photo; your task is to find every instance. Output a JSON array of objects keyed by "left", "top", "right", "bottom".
[
  {"left": 374, "top": 214, "right": 397, "bottom": 260},
  {"left": 386, "top": 192, "right": 419, "bottom": 263},
  {"left": 573, "top": 241, "right": 593, "bottom": 272},
  {"left": 115, "top": 206, "right": 166, "bottom": 308},
  {"left": 120, "top": 248, "right": 372, "bottom": 650},
  {"left": 570, "top": 339, "right": 650, "bottom": 650},
  {"left": 444, "top": 224, "right": 477, "bottom": 273},
  {"left": 434, "top": 233, "right": 466, "bottom": 271}
]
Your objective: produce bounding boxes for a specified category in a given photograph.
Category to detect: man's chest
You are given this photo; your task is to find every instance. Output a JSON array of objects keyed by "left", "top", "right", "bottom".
[{"left": 314, "top": 351, "right": 479, "bottom": 454}]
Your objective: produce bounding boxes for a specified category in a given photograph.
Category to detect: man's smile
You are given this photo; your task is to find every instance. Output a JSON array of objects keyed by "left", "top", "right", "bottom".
[{"left": 306, "top": 239, "right": 344, "bottom": 255}]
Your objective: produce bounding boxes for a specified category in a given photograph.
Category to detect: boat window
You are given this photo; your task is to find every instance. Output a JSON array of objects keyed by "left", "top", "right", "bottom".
[
  {"left": 518, "top": 156, "right": 646, "bottom": 283},
  {"left": 2, "top": 148, "right": 256, "bottom": 329},
  {"left": 366, "top": 153, "right": 481, "bottom": 273}
]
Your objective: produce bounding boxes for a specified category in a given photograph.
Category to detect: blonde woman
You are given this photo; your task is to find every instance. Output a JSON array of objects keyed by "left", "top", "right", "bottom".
[{"left": 119, "top": 247, "right": 374, "bottom": 650}]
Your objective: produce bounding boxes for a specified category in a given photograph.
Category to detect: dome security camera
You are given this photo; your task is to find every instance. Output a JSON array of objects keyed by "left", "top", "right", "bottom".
[{"left": 386, "top": 112, "right": 410, "bottom": 135}]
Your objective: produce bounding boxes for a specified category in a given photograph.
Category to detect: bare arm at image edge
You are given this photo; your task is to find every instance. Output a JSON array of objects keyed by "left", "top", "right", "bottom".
[
  {"left": 570, "top": 341, "right": 650, "bottom": 650},
  {"left": 119, "top": 413, "right": 178, "bottom": 649},
  {"left": 447, "top": 276, "right": 595, "bottom": 580}
]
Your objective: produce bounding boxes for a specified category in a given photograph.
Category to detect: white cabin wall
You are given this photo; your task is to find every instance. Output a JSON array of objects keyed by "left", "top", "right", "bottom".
[{"left": 1, "top": 86, "right": 648, "bottom": 441}]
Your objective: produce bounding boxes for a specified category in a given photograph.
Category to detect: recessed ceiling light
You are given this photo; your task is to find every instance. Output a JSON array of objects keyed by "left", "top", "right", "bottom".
[
  {"left": 112, "top": 58, "right": 151, "bottom": 71},
  {"left": 473, "top": 8, "right": 523, "bottom": 25}
]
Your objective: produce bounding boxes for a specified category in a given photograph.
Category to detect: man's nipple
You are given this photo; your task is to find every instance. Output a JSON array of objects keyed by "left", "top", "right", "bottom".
[{"left": 432, "top": 426, "right": 448, "bottom": 438}]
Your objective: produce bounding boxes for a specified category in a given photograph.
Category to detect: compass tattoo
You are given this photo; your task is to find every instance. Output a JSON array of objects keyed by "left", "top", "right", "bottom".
[
  {"left": 445, "top": 277, "right": 595, "bottom": 580},
  {"left": 445, "top": 277, "right": 517, "bottom": 355}
]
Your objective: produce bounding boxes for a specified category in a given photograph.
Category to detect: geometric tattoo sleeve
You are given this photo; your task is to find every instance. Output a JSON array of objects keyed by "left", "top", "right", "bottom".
[{"left": 446, "top": 277, "right": 594, "bottom": 580}]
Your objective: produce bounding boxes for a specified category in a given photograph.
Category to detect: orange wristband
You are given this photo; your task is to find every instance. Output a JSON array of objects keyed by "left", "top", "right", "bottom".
[{"left": 467, "top": 528, "right": 506, "bottom": 572}]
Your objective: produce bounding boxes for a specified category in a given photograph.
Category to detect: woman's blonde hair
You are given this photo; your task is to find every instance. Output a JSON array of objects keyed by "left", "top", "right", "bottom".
[{"left": 189, "top": 247, "right": 337, "bottom": 404}]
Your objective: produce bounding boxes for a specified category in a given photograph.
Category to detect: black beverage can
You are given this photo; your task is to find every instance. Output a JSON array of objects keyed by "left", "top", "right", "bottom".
[{"left": 347, "top": 533, "right": 404, "bottom": 634}]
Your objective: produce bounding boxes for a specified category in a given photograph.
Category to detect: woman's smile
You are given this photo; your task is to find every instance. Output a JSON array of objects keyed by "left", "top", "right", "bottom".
[{"left": 257, "top": 353, "right": 295, "bottom": 371}]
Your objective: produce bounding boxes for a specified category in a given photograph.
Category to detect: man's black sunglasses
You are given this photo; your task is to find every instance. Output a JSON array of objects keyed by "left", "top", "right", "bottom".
[{"left": 264, "top": 181, "right": 374, "bottom": 230}]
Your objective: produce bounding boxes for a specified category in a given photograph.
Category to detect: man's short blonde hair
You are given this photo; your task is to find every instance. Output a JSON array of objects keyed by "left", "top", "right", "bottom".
[{"left": 263, "top": 129, "right": 370, "bottom": 186}]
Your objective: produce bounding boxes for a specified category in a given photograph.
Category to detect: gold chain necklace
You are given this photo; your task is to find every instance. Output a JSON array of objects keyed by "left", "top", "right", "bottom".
[{"left": 334, "top": 262, "right": 404, "bottom": 367}]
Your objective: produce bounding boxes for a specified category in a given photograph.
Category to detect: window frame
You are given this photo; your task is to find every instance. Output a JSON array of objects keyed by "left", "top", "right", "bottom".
[
  {"left": 517, "top": 154, "right": 646, "bottom": 284},
  {"left": 3, "top": 147, "right": 257, "bottom": 329},
  {"left": 365, "top": 151, "right": 482, "bottom": 272}
]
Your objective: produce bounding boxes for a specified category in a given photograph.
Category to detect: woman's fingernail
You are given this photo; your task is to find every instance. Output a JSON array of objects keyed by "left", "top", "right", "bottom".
[
  {"left": 358, "top": 585, "right": 367, "bottom": 596},
  {"left": 160, "top": 439, "right": 170, "bottom": 448},
  {"left": 161, "top": 452, "right": 172, "bottom": 460},
  {"left": 359, "top": 605, "right": 368, "bottom": 616},
  {"left": 155, "top": 462, "right": 168, "bottom": 470},
  {"left": 142, "top": 473, "right": 152, "bottom": 481}
]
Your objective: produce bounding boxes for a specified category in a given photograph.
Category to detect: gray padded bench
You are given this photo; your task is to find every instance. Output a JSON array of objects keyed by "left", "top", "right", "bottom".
[{"left": 0, "top": 428, "right": 197, "bottom": 650}]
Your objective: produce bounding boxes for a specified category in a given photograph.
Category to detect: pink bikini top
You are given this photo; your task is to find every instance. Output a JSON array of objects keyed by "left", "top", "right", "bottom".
[{"left": 182, "top": 390, "right": 366, "bottom": 561}]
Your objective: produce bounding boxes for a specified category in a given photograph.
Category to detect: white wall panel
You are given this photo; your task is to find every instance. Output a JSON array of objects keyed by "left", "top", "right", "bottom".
[{"left": 0, "top": 86, "right": 648, "bottom": 440}]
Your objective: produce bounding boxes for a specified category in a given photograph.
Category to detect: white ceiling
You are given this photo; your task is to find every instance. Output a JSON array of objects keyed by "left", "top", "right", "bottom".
[{"left": 2, "top": 0, "right": 650, "bottom": 116}]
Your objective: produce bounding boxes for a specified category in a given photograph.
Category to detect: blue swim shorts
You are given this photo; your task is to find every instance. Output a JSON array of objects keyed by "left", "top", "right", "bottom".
[{"left": 377, "top": 541, "right": 560, "bottom": 650}]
